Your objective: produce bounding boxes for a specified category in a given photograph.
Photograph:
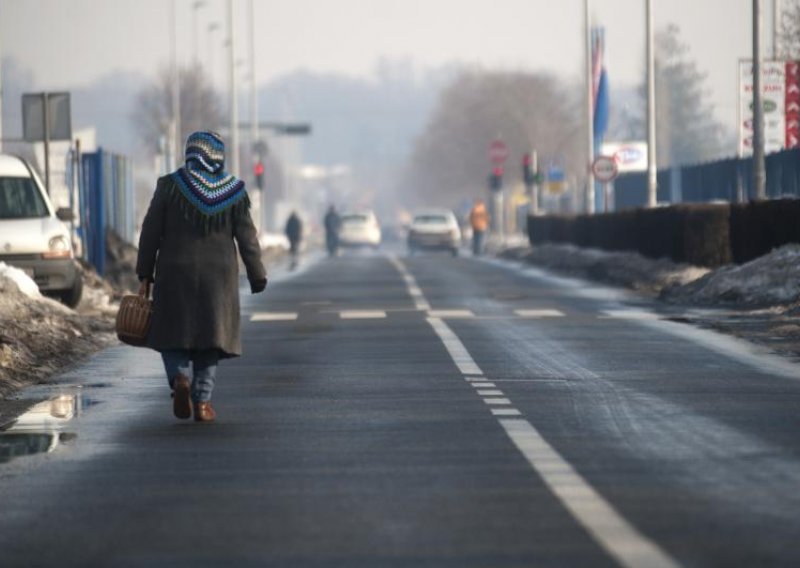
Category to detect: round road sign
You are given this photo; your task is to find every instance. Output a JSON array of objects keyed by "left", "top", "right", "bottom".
[
  {"left": 489, "top": 139, "right": 509, "bottom": 164},
  {"left": 592, "top": 155, "right": 618, "bottom": 182}
]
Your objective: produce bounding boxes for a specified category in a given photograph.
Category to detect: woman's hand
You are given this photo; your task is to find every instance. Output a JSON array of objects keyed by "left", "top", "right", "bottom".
[{"left": 250, "top": 278, "right": 268, "bottom": 294}]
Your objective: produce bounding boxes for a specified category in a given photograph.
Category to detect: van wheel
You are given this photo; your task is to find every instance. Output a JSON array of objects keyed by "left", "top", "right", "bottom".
[{"left": 60, "top": 276, "right": 84, "bottom": 308}]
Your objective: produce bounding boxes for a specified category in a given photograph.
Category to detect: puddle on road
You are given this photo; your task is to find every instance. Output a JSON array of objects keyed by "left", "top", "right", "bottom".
[{"left": 0, "top": 391, "right": 92, "bottom": 465}]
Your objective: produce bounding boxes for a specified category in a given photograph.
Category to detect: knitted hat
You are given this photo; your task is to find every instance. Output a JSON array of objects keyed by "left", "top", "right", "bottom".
[{"left": 169, "top": 131, "right": 248, "bottom": 233}]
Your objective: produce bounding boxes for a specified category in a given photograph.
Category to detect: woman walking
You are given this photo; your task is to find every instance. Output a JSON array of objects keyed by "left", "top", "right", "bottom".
[{"left": 136, "top": 131, "right": 267, "bottom": 422}]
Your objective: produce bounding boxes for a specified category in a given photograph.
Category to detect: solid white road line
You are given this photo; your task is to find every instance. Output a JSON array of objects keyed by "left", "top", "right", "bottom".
[
  {"left": 427, "top": 317, "right": 483, "bottom": 376},
  {"left": 515, "top": 309, "right": 565, "bottom": 318},
  {"left": 250, "top": 312, "right": 299, "bottom": 322},
  {"left": 425, "top": 314, "right": 680, "bottom": 568},
  {"left": 389, "top": 256, "right": 431, "bottom": 310},
  {"left": 340, "top": 310, "right": 387, "bottom": 320},
  {"left": 499, "top": 419, "right": 679, "bottom": 568}
]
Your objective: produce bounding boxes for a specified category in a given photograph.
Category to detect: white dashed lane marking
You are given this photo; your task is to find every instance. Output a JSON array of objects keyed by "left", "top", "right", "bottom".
[
  {"left": 515, "top": 309, "right": 565, "bottom": 318},
  {"left": 340, "top": 310, "right": 387, "bottom": 320},
  {"left": 250, "top": 312, "right": 298, "bottom": 322},
  {"left": 491, "top": 408, "right": 522, "bottom": 417},
  {"left": 427, "top": 309, "right": 475, "bottom": 319},
  {"left": 477, "top": 390, "right": 504, "bottom": 396},
  {"left": 483, "top": 398, "right": 512, "bottom": 406}
]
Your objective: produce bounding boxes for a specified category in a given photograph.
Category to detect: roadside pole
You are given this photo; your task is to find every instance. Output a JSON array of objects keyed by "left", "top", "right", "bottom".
[
  {"left": 42, "top": 92, "right": 51, "bottom": 195},
  {"left": 228, "top": 0, "right": 240, "bottom": 175},
  {"left": 646, "top": 0, "right": 658, "bottom": 207},
  {"left": 753, "top": 0, "right": 767, "bottom": 200},
  {"left": 584, "top": 0, "right": 595, "bottom": 213}
]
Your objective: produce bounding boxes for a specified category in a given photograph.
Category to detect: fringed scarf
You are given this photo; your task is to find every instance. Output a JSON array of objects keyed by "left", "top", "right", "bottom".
[{"left": 169, "top": 131, "right": 249, "bottom": 233}]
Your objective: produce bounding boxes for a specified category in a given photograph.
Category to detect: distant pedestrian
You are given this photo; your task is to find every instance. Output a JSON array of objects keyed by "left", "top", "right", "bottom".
[
  {"left": 323, "top": 205, "right": 341, "bottom": 257},
  {"left": 136, "top": 131, "right": 267, "bottom": 423},
  {"left": 469, "top": 198, "right": 489, "bottom": 256},
  {"left": 285, "top": 211, "right": 303, "bottom": 269}
]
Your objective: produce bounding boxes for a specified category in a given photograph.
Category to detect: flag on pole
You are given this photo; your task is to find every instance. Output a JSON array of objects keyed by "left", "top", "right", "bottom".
[{"left": 592, "top": 27, "right": 609, "bottom": 144}]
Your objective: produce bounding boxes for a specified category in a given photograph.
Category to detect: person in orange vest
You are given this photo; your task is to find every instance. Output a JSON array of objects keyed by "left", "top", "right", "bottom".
[{"left": 469, "top": 198, "right": 489, "bottom": 256}]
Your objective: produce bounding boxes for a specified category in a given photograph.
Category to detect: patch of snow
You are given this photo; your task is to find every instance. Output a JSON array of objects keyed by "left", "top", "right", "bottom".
[
  {"left": 259, "top": 232, "right": 290, "bottom": 251},
  {"left": 0, "top": 262, "right": 42, "bottom": 299},
  {"left": 663, "top": 244, "right": 800, "bottom": 307}
]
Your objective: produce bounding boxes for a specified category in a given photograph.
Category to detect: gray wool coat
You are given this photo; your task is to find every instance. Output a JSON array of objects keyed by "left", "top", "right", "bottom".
[{"left": 136, "top": 175, "right": 266, "bottom": 358}]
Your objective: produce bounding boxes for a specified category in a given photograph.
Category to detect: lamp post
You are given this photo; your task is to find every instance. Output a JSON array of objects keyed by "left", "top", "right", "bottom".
[
  {"left": 753, "top": 0, "right": 767, "bottom": 200},
  {"left": 646, "top": 0, "right": 658, "bottom": 208},
  {"left": 227, "top": 0, "right": 240, "bottom": 175},
  {"left": 192, "top": 1, "right": 206, "bottom": 66},
  {"left": 169, "top": 0, "right": 181, "bottom": 171},
  {"left": 584, "top": 0, "right": 595, "bottom": 214}
]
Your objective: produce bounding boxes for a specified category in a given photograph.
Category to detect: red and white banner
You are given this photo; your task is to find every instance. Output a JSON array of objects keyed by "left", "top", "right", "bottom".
[{"left": 739, "top": 60, "right": 800, "bottom": 157}]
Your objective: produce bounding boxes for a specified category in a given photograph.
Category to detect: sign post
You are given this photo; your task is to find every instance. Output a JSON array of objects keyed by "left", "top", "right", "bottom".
[
  {"left": 488, "top": 139, "right": 509, "bottom": 241},
  {"left": 22, "top": 92, "right": 72, "bottom": 195},
  {"left": 592, "top": 155, "right": 619, "bottom": 212}
]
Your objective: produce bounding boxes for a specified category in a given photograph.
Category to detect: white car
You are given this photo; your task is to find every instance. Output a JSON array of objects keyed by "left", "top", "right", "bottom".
[
  {"left": 0, "top": 154, "right": 82, "bottom": 306},
  {"left": 407, "top": 209, "right": 461, "bottom": 257},
  {"left": 339, "top": 211, "right": 382, "bottom": 248}
]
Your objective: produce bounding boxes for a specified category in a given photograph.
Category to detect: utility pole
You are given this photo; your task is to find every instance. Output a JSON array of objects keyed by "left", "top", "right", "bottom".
[
  {"left": 646, "top": 0, "right": 658, "bottom": 207},
  {"left": 228, "top": 0, "right": 240, "bottom": 175},
  {"left": 753, "top": 0, "right": 767, "bottom": 200},
  {"left": 584, "top": 0, "right": 595, "bottom": 214}
]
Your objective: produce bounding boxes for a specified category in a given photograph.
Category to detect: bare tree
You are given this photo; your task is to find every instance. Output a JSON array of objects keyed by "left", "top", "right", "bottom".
[
  {"left": 132, "top": 65, "right": 224, "bottom": 155},
  {"left": 402, "top": 70, "right": 585, "bottom": 208},
  {"left": 780, "top": 0, "right": 800, "bottom": 58}
]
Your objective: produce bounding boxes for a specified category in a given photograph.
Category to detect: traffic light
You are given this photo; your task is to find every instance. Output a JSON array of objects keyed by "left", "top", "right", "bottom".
[
  {"left": 522, "top": 153, "right": 536, "bottom": 186},
  {"left": 488, "top": 166, "right": 503, "bottom": 191},
  {"left": 253, "top": 161, "right": 265, "bottom": 190}
]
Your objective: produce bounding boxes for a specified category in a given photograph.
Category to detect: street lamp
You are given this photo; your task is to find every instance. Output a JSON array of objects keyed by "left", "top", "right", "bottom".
[
  {"left": 192, "top": 1, "right": 206, "bottom": 66},
  {"left": 207, "top": 22, "right": 220, "bottom": 86}
]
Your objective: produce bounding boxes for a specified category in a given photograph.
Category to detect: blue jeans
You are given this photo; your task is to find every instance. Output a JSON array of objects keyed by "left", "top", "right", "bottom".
[
  {"left": 472, "top": 230, "right": 486, "bottom": 256},
  {"left": 161, "top": 349, "right": 219, "bottom": 403}
]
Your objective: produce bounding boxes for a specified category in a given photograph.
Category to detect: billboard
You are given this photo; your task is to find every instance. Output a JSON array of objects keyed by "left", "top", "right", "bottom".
[
  {"left": 600, "top": 141, "right": 647, "bottom": 173},
  {"left": 738, "top": 60, "right": 800, "bottom": 157}
]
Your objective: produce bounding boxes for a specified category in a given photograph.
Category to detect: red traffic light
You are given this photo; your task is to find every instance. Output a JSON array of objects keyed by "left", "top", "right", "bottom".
[{"left": 253, "top": 161, "right": 265, "bottom": 176}]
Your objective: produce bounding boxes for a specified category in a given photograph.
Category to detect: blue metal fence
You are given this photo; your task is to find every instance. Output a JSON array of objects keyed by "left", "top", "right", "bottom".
[
  {"left": 79, "top": 148, "right": 134, "bottom": 275},
  {"left": 613, "top": 147, "right": 800, "bottom": 210}
]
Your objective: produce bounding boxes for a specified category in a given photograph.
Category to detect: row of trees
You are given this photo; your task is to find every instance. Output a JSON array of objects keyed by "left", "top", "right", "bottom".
[{"left": 402, "top": 24, "right": 732, "bottom": 208}]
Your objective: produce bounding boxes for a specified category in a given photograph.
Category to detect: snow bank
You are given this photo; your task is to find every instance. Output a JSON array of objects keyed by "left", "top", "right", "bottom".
[
  {"left": 0, "top": 262, "right": 42, "bottom": 299},
  {"left": 662, "top": 244, "right": 800, "bottom": 306},
  {"left": 259, "top": 232, "right": 290, "bottom": 250}
]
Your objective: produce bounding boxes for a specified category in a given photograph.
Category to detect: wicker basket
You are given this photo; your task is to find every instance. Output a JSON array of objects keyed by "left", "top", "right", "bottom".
[{"left": 116, "top": 281, "right": 153, "bottom": 347}]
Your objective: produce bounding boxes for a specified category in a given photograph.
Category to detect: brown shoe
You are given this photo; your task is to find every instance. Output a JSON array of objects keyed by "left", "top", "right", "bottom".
[
  {"left": 173, "top": 374, "right": 192, "bottom": 419},
  {"left": 194, "top": 401, "right": 216, "bottom": 423}
]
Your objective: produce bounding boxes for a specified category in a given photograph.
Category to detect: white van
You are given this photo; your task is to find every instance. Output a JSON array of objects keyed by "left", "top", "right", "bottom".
[{"left": 0, "top": 154, "right": 82, "bottom": 307}]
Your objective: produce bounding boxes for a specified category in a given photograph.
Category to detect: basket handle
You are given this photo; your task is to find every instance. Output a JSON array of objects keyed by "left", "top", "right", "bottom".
[{"left": 139, "top": 280, "right": 152, "bottom": 299}]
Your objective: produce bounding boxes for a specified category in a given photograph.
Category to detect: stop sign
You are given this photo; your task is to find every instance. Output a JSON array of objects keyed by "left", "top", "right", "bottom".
[{"left": 488, "top": 139, "right": 509, "bottom": 165}]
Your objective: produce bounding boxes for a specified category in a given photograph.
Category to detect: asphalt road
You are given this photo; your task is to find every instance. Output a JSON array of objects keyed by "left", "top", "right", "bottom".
[{"left": 1, "top": 249, "right": 800, "bottom": 567}]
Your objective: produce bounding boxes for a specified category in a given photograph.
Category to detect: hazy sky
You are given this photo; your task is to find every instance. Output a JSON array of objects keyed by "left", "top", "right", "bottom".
[{"left": 1, "top": 0, "right": 762, "bottom": 129}]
